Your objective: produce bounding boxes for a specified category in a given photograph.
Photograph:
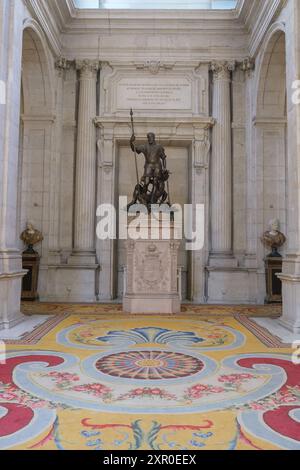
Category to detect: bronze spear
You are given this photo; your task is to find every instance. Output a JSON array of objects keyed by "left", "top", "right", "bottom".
[{"left": 130, "top": 108, "right": 139, "bottom": 187}]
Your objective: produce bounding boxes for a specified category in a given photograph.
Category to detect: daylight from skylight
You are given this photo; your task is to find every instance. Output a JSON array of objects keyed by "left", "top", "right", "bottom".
[{"left": 74, "top": 0, "right": 238, "bottom": 10}]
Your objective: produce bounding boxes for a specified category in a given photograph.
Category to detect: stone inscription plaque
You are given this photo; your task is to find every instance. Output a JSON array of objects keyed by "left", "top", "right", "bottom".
[{"left": 116, "top": 77, "right": 192, "bottom": 111}]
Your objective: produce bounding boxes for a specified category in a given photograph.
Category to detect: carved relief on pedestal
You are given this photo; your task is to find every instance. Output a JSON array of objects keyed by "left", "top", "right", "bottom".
[
  {"left": 123, "top": 225, "right": 181, "bottom": 313},
  {"left": 134, "top": 243, "right": 169, "bottom": 292}
]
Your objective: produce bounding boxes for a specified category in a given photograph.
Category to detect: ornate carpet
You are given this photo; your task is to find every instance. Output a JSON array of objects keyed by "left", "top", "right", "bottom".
[{"left": 1, "top": 310, "right": 299, "bottom": 450}]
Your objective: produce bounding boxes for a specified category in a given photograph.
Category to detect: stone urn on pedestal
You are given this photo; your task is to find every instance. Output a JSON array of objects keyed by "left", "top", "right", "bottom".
[
  {"left": 20, "top": 223, "right": 43, "bottom": 301},
  {"left": 261, "top": 219, "right": 286, "bottom": 303}
]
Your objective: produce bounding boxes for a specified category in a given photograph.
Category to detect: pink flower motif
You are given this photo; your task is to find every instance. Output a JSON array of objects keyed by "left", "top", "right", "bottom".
[
  {"left": 89, "top": 384, "right": 110, "bottom": 392},
  {"left": 187, "top": 390, "right": 203, "bottom": 399},
  {"left": 151, "top": 388, "right": 161, "bottom": 395},
  {"left": 6, "top": 385, "right": 18, "bottom": 392},
  {"left": 191, "top": 385, "right": 209, "bottom": 392},
  {"left": 29, "top": 401, "right": 48, "bottom": 409},
  {"left": 190, "top": 392, "right": 203, "bottom": 399},
  {"left": 218, "top": 373, "right": 254, "bottom": 384},
  {"left": 0, "top": 393, "right": 17, "bottom": 401},
  {"left": 132, "top": 389, "right": 144, "bottom": 396},
  {"left": 122, "top": 387, "right": 175, "bottom": 401},
  {"left": 209, "top": 387, "right": 225, "bottom": 394},
  {"left": 239, "top": 374, "right": 255, "bottom": 379},
  {"left": 47, "top": 372, "right": 80, "bottom": 382},
  {"left": 250, "top": 403, "right": 266, "bottom": 410},
  {"left": 72, "top": 383, "right": 112, "bottom": 397},
  {"left": 280, "top": 395, "right": 297, "bottom": 404}
]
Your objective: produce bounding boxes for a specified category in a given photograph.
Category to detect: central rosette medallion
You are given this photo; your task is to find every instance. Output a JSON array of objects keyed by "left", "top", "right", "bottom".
[{"left": 95, "top": 350, "right": 204, "bottom": 380}]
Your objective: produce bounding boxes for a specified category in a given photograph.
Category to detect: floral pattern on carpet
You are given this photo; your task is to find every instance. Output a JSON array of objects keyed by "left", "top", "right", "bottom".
[{"left": 0, "top": 313, "right": 299, "bottom": 450}]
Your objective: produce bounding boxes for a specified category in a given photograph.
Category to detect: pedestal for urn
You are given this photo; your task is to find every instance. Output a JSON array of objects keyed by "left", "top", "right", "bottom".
[{"left": 123, "top": 215, "right": 181, "bottom": 314}]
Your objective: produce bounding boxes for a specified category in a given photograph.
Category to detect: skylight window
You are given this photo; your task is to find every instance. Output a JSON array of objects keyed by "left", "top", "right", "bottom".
[{"left": 74, "top": 0, "right": 238, "bottom": 10}]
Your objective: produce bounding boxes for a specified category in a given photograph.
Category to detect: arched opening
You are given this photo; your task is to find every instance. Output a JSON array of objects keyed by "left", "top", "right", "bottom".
[
  {"left": 17, "top": 25, "right": 54, "bottom": 294},
  {"left": 254, "top": 28, "right": 287, "bottom": 299},
  {"left": 256, "top": 31, "right": 286, "bottom": 120}
]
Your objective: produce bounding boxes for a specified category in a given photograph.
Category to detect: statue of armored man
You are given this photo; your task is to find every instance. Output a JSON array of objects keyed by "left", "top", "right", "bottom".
[{"left": 127, "top": 110, "right": 171, "bottom": 213}]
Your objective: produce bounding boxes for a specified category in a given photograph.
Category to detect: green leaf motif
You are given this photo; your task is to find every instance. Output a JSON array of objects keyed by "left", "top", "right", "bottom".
[
  {"left": 131, "top": 420, "right": 144, "bottom": 450},
  {"left": 147, "top": 421, "right": 162, "bottom": 450}
]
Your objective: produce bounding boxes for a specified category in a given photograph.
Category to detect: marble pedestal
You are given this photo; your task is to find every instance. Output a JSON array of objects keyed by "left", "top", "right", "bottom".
[
  {"left": 0, "top": 252, "right": 26, "bottom": 330},
  {"left": 277, "top": 273, "right": 300, "bottom": 334},
  {"left": 123, "top": 216, "right": 181, "bottom": 314}
]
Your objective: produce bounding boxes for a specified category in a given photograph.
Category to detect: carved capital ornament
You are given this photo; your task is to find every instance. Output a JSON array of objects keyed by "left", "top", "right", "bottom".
[
  {"left": 210, "top": 60, "right": 236, "bottom": 80},
  {"left": 76, "top": 59, "right": 101, "bottom": 78}
]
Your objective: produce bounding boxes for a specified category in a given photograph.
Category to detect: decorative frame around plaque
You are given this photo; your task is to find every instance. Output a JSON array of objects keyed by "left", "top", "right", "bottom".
[{"left": 99, "top": 62, "right": 209, "bottom": 116}]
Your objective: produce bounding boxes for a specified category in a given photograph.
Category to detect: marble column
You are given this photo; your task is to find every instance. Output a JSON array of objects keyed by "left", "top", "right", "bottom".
[
  {"left": 70, "top": 60, "right": 99, "bottom": 264},
  {"left": 0, "top": 0, "right": 26, "bottom": 329},
  {"left": 210, "top": 61, "right": 236, "bottom": 265},
  {"left": 47, "top": 58, "right": 72, "bottom": 265}
]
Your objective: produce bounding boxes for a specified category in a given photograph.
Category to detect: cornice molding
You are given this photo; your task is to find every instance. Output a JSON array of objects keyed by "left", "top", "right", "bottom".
[
  {"left": 21, "top": 114, "right": 57, "bottom": 123},
  {"left": 47, "top": 0, "right": 248, "bottom": 36},
  {"left": 253, "top": 116, "right": 287, "bottom": 127},
  {"left": 22, "top": 0, "right": 288, "bottom": 63},
  {"left": 94, "top": 116, "right": 215, "bottom": 129}
]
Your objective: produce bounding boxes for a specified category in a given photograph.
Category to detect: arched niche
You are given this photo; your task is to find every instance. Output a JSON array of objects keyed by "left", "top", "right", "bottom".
[
  {"left": 254, "top": 27, "right": 287, "bottom": 267},
  {"left": 256, "top": 29, "right": 287, "bottom": 119},
  {"left": 17, "top": 23, "right": 55, "bottom": 262}
]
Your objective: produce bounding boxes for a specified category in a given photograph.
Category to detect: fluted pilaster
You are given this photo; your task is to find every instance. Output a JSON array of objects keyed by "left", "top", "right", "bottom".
[
  {"left": 210, "top": 61, "right": 235, "bottom": 255},
  {"left": 73, "top": 60, "right": 99, "bottom": 255}
]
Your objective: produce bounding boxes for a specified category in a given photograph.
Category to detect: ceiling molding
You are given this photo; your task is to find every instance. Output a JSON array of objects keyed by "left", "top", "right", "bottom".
[
  {"left": 247, "top": 0, "right": 287, "bottom": 57},
  {"left": 22, "top": 0, "right": 288, "bottom": 60},
  {"left": 48, "top": 0, "right": 248, "bottom": 35},
  {"left": 24, "top": 0, "right": 62, "bottom": 56}
]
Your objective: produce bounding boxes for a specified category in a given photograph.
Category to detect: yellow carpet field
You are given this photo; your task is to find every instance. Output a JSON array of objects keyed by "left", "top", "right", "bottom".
[{"left": 0, "top": 305, "right": 299, "bottom": 450}]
